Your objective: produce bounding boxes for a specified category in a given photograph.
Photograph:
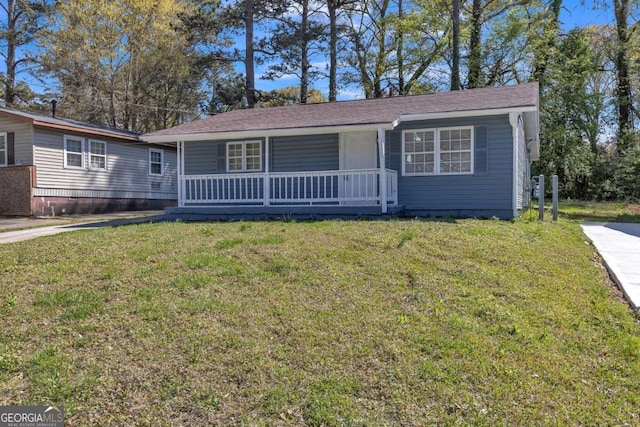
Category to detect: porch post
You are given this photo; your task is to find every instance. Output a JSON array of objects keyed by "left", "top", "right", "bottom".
[
  {"left": 177, "top": 141, "right": 184, "bottom": 208},
  {"left": 377, "top": 128, "right": 388, "bottom": 214},
  {"left": 264, "top": 136, "right": 270, "bottom": 206}
]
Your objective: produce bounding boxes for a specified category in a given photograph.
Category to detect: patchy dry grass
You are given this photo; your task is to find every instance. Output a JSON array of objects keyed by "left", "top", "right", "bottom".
[
  {"left": 1, "top": 218, "right": 639, "bottom": 425},
  {"left": 557, "top": 200, "right": 640, "bottom": 223}
]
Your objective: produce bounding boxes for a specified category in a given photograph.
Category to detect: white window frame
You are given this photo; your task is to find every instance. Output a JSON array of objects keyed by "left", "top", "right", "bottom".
[
  {"left": 0, "top": 132, "right": 7, "bottom": 167},
  {"left": 226, "top": 140, "right": 262, "bottom": 172},
  {"left": 402, "top": 126, "right": 474, "bottom": 176},
  {"left": 64, "top": 135, "right": 85, "bottom": 169},
  {"left": 88, "top": 139, "right": 107, "bottom": 171},
  {"left": 149, "top": 148, "right": 164, "bottom": 176}
]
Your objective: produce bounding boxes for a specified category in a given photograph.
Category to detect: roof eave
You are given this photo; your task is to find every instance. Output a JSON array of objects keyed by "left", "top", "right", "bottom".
[
  {"left": 397, "top": 106, "right": 538, "bottom": 124},
  {"left": 0, "top": 109, "right": 141, "bottom": 141},
  {"left": 0, "top": 109, "right": 35, "bottom": 124},
  {"left": 33, "top": 121, "right": 140, "bottom": 142},
  {"left": 142, "top": 123, "right": 395, "bottom": 143},
  {"left": 143, "top": 105, "right": 541, "bottom": 144}
]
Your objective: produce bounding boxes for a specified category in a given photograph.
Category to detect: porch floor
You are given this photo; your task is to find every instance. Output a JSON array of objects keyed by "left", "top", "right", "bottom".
[{"left": 165, "top": 204, "right": 405, "bottom": 221}]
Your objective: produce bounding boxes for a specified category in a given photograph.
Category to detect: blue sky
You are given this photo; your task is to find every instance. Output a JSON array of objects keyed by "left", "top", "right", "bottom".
[
  {"left": 0, "top": 1, "right": 625, "bottom": 105},
  {"left": 262, "top": 0, "right": 620, "bottom": 99},
  {"left": 561, "top": 0, "right": 614, "bottom": 28}
]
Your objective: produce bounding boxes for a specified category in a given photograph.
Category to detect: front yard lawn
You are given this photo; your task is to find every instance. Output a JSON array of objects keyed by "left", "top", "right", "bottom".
[
  {"left": 1, "top": 217, "right": 639, "bottom": 425},
  {"left": 558, "top": 200, "right": 640, "bottom": 223}
]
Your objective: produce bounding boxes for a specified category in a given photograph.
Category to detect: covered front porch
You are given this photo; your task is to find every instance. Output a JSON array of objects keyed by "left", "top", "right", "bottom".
[
  {"left": 180, "top": 168, "right": 398, "bottom": 206},
  {"left": 174, "top": 128, "right": 399, "bottom": 214}
]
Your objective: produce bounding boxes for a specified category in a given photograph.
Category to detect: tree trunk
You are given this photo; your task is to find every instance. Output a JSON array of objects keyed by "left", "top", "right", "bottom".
[
  {"left": 5, "top": 0, "right": 16, "bottom": 105},
  {"left": 614, "top": 0, "right": 631, "bottom": 149},
  {"left": 372, "top": 0, "right": 389, "bottom": 98},
  {"left": 300, "top": 0, "right": 309, "bottom": 104},
  {"left": 451, "top": 0, "right": 461, "bottom": 90},
  {"left": 328, "top": 0, "right": 337, "bottom": 101},
  {"left": 397, "top": 0, "right": 404, "bottom": 94},
  {"left": 467, "top": 0, "right": 483, "bottom": 89},
  {"left": 245, "top": 0, "right": 256, "bottom": 108},
  {"left": 532, "top": 0, "right": 562, "bottom": 89}
]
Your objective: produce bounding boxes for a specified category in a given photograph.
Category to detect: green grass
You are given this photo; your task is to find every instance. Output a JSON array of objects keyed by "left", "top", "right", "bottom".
[
  {"left": 555, "top": 200, "right": 640, "bottom": 223},
  {"left": 0, "top": 217, "right": 639, "bottom": 425}
]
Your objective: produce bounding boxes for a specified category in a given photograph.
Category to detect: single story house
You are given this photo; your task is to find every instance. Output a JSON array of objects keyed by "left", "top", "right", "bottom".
[
  {"left": 142, "top": 83, "right": 539, "bottom": 219},
  {"left": 0, "top": 107, "right": 177, "bottom": 216}
]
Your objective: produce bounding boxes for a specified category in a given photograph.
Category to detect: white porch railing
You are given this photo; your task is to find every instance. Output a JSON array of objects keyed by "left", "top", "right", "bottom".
[{"left": 181, "top": 169, "right": 398, "bottom": 206}]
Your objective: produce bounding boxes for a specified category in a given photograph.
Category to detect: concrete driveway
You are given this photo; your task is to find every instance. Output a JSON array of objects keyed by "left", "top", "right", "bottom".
[
  {"left": 0, "top": 216, "right": 70, "bottom": 231},
  {"left": 581, "top": 222, "right": 640, "bottom": 310},
  {"left": 0, "top": 211, "right": 166, "bottom": 244}
]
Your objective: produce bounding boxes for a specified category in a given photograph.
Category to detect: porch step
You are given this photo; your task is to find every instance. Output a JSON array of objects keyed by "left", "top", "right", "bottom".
[{"left": 165, "top": 205, "right": 405, "bottom": 221}]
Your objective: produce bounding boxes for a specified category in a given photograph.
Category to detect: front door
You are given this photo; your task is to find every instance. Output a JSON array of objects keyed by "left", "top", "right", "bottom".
[{"left": 339, "top": 132, "right": 377, "bottom": 204}]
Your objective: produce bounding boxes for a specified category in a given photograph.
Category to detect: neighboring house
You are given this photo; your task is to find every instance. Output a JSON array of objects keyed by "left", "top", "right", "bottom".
[
  {"left": 142, "top": 83, "right": 539, "bottom": 219},
  {"left": 0, "top": 108, "right": 177, "bottom": 216}
]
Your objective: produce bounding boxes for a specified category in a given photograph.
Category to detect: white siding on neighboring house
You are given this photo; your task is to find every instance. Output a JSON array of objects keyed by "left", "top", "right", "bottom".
[
  {"left": 516, "top": 115, "right": 530, "bottom": 210},
  {"left": 0, "top": 116, "right": 34, "bottom": 165},
  {"left": 33, "top": 128, "right": 177, "bottom": 199}
]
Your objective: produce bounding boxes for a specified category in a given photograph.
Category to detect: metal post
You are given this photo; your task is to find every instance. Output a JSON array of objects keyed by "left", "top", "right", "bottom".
[
  {"left": 538, "top": 174, "right": 544, "bottom": 221},
  {"left": 552, "top": 175, "right": 558, "bottom": 221}
]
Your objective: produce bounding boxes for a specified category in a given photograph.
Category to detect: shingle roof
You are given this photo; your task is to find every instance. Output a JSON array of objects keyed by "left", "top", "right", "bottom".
[
  {"left": 0, "top": 107, "right": 141, "bottom": 141},
  {"left": 144, "top": 83, "right": 538, "bottom": 140}
]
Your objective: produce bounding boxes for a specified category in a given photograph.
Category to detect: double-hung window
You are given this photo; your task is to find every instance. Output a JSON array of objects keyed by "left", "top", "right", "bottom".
[
  {"left": 403, "top": 126, "right": 473, "bottom": 175},
  {"left": 88, "top": 139, "right": 107, "bottom": 170},
  {"left": 64, "top": 135, "right": 85, "bottom": 169},
  {"left": 0, "top": 132, "right": 6, "bottom": 166},
  {"left": 149, "top": 148, "right": 164, "bottom": 176},
  {"left": 227, "top": 140, "right": 262, "bottom": 172}
]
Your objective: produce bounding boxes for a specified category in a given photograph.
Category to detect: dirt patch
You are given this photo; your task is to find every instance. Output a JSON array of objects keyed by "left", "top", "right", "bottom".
[{"left": 624, "top": 204, "right": 640, "bottom": 214}]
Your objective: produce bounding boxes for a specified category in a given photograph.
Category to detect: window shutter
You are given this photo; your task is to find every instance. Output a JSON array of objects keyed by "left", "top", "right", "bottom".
[
  {"left": 474, "top": 126, "right": 488, "bottom": 175},
  {"left": 7, "top": 132, "right": 15, "bottom": 165}
]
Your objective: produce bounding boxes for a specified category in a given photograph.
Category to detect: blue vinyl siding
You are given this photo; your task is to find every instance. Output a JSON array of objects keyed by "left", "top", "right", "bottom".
[
  {"left": 270, "top": 134, "right": 338, "bottom": 172},
  {"left": 391, "top": 115, "right": 514, "bottom": 217},
  {"left": 270, "top": 134, "right": 339, "bottom": 201},
  {"left": 182, "top": 134, "right": 340, "bottom": 203},
  {"left": 183, "top": 140, "right": 228, "bottom": 175},
  {"left": 179, "top": 115, "right": 522, "bottom": 218},
  {"left": 183, "top": 135, "right": 338, "bottom": 175}
]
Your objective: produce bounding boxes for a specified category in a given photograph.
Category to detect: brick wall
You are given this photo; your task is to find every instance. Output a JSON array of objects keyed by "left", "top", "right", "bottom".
[
  {"left": 0, "top": 166, "right": 33, "bottom": 216},
  {"left": 32, "top": 196, "right": 175, "bottom": 216}
]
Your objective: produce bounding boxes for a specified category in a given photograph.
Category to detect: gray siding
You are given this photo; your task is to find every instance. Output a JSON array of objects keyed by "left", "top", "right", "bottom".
[
  {"left": 392, "top": 115, "right": 514, "bottom": 217},
  {"left": 183, "top": 134, "right": 339, "bottom": 175},
  {"left": 179, "top": 116, "right": 520, "bottom": 218},
  {"left": 0, "top": 116, "right": 33, "bottom": 165},
  {"left": 271, "top": 134, "right": 338, "bottom": 172},
  {"left": 33, "top": 128, "right": 177, "bottom": 198},
  {"left": 183, "top": 140, "right": 228, "bottom": 175}
]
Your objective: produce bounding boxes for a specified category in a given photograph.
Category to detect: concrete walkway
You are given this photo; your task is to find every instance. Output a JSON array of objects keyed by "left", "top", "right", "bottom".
[
  {"left": 581, "top": 222, "right": 640, "bottom": 310},
  {"left": 0, "top": 211, "right": 166, "bottom": 244}
]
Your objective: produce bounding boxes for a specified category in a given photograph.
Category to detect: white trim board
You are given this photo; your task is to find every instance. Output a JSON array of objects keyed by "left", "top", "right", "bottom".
[{"left": 144, "top": 123, "right": 394, "bottom": 144}]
